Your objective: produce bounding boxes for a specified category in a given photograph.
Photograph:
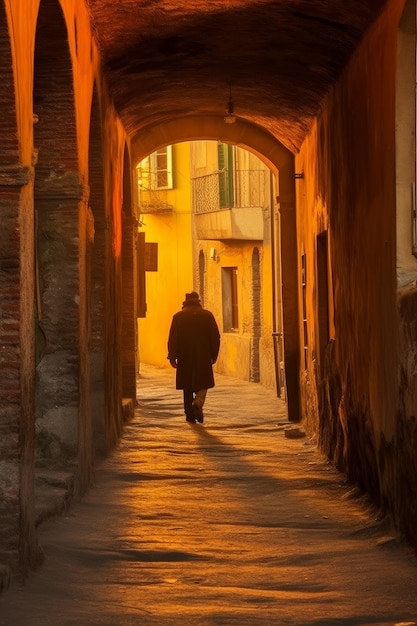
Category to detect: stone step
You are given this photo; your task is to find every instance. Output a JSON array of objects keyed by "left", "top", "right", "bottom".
[{"left": 35, "top": 470, "right": 75, "bottom": 527}]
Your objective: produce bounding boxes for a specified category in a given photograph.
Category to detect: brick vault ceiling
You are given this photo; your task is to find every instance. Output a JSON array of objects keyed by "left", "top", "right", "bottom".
[{"left": 85, "top": 0, "right": 388, "bottom": 152}]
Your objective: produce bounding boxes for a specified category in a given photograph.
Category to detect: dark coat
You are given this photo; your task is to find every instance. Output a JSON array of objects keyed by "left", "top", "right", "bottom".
[{"left": 167, "top": 300, "right": 220, "bottom": 391}]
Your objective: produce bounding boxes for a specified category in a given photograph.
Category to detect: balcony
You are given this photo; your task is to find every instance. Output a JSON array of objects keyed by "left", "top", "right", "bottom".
[
  {"left": 137, "top": 177, "right": 173, "bottom": 214},
  {"left": 138, "top": 190, "right": 173, "bottom": 214},
  {"left": 192, "top": 170, "right": 266, "bottom": 241}
]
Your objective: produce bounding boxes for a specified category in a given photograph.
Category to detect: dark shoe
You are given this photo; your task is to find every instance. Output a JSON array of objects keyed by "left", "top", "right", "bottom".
[
  {"left": 192, "top": 401, "right": 204, "bottom": 423},
  {"left": 185, "top": 414, "right": 196, "bottom": 423}
]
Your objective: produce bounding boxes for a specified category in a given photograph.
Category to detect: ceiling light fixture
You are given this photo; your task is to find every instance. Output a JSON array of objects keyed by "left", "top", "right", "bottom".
[{"left": 224, "top": 85, "right": 236, "bottom": 125}]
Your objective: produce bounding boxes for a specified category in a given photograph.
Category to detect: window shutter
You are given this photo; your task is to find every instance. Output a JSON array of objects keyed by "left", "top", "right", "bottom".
[{"left": 217, "top": 143, "right": 234, "bottom": 208}]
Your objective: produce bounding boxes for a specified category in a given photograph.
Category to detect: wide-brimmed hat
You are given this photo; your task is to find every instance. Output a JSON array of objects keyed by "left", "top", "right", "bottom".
[{"left": 185, "top": 291, "right": 200, "bottom": 301}]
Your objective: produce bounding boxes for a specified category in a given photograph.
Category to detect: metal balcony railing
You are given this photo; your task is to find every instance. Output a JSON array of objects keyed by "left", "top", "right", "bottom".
[
  {"left": 137, "top": 186, "right": 173, "bottom": 213},
  {"left": 192, "top": 170, "right": 266, "bottom": 214}
]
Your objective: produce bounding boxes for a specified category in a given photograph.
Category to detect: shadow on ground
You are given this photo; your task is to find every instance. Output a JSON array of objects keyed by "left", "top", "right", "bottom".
[{"left": 1, "top": 364, "right": 417, "bottom": 625}]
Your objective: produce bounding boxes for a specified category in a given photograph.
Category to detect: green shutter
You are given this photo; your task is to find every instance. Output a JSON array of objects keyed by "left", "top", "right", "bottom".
[{"left": 217, "top": 143, "right": 234, "bottom": 208}]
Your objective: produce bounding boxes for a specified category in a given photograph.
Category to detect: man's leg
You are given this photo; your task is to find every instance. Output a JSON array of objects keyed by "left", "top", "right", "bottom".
[
  {"left": 183, "top": 390, "right": 195, "bottom": 422},
  {"left": 192, "top": 389, "right": 207, "bottom": 423}
]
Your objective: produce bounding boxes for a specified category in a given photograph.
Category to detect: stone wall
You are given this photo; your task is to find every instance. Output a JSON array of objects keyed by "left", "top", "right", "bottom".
[
  {"left": 0, "top": 0, "right": 132, "bottom": 582},
  {"left": 0, "top": 0, "right": 40, "bottom": 583},
  {"left": 396, "top": 286, "right": 417, "bottom": 545},
  {"left": 295, "top": 0, "right": 417, "bottom": 545}
]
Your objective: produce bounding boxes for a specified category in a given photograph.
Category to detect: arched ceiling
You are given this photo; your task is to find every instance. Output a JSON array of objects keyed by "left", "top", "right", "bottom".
[{"left": 85, "top": 0, "right": 388, "bottom": 153}]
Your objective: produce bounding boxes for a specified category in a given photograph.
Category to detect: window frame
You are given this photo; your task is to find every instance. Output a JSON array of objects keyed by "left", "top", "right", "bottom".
[
  {"left": 221, "top": 266, "right": 239, "bottom": 332},
  {"left": 137, "top": 145, "right": 173, "bottom": 191}
]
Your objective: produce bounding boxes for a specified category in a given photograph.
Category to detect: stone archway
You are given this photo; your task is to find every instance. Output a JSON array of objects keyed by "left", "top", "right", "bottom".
[
  {"left": 132, "top": 117, "right": 300, "bottom": 421},
  {"left": 33, "top": 0, "right": 87, "bottom": 480}
]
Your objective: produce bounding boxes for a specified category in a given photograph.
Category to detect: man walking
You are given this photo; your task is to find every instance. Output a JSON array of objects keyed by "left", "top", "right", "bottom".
[{"left": 167, "top": 291, "right": 220, "bottom": 423}]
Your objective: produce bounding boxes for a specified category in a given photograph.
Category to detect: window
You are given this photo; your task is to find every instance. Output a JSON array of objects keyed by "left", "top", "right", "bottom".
[
  {"left": 222, "top": 267, "right": 239, "bottom": 332},
  {"left": 137, "top": 145, "right": 173, "bottom": 191}
]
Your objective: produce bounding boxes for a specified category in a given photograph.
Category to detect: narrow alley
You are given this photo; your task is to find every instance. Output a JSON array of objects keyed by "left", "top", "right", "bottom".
[{"left": 1, "top": 365, "right": 416, "bottom": 625}]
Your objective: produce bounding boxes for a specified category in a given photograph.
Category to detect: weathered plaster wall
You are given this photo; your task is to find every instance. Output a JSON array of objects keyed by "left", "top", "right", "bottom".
[
  {"left": 201, "top": 239, "right": 275, "bottom": 388},
  {"left": 296, "top": 0, "right": 416, "bottom": 540},
  {"left": 138, "top": 142, "right": 194, "bottom": 369}
]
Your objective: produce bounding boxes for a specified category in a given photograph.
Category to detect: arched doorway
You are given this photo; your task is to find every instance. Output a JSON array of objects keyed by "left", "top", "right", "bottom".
[{"left": 132, "top": 118, "right": 300, "bottom": 421}]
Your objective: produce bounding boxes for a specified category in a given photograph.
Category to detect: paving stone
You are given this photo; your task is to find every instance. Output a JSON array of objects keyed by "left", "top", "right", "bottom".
[{"left": 1, "top": 364, "right": 417, "bottom": 625}]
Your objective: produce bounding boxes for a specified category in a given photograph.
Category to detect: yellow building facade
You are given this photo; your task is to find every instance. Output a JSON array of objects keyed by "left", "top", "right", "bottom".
[
  {"left": 137, "top": 142, "right": 194, "bottom": 368},
  {"left": 137, "top": 140, "right": 281, "bottom": 392}
]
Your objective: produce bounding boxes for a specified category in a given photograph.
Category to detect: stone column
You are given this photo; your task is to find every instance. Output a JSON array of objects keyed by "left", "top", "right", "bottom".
[
  {"left": 0, "top": 162, "right": 42, "bottom": 579},
  {"left": 121, "top": 213, "right": 138, "bottom": 409},
  {"left": 35, "top": 171, "right": 92, "bottom": 492},
  {"left": 278, "top": 160, "right": 301, "bottom": 422}
]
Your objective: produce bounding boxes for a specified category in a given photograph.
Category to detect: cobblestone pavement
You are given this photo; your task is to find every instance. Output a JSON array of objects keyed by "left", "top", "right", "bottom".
[{"left": 1, "top": 364, "right": 417, "bottom": 625}]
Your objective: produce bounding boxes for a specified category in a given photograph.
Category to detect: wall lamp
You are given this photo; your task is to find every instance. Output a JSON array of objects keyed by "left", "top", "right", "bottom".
[
  {"left": 224, "top": 85, "right": 236, "bottom": 125},
  {"left": 209, "top": 247, "right": 218, "bottom": 261}
]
